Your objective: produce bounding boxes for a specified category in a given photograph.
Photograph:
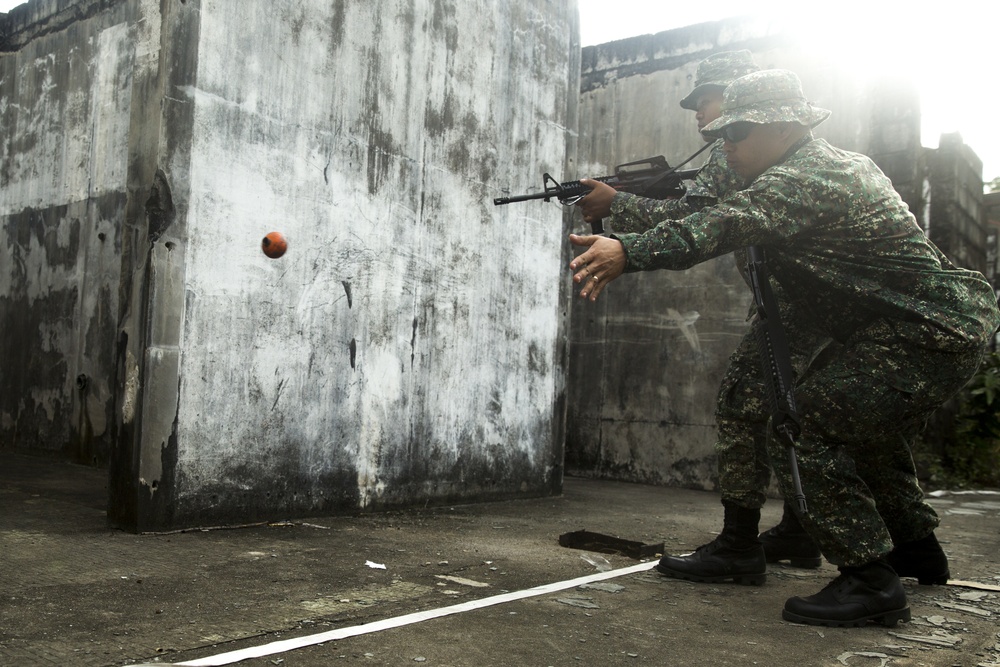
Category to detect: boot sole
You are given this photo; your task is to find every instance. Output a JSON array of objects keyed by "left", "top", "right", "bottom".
[
  {"left": 655, "top": 563, "right": 766, "bottom": 586},
  {"left": 782, "top": 605, "right": 911, "bottom": 628}
]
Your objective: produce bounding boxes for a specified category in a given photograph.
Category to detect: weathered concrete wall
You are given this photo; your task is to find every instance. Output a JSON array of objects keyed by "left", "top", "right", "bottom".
[
  {"left": 0, "top": 0, "right": 138, "bottom": 465},
  {"left": 567, "top": 17, "right": 917, "bottom": 489},
  {"left": 2, "top": 0, "right": 580, "bottom": 531}
]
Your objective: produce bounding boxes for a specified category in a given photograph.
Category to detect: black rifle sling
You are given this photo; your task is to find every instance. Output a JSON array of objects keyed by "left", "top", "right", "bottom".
[
  {"left": 637, "top": 141, "right": 713, "bottom": 194},
  {"left": 746, "top": 245, "right": 808, "bottom": 513}
]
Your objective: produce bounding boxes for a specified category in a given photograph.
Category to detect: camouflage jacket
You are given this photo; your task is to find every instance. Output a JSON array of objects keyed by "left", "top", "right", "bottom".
[
  {"left": 608, "top": 141, "right": 745, "bottom": 233},
  {"left": 613, "top": 138, "right": 1000, "bottom": 351}
]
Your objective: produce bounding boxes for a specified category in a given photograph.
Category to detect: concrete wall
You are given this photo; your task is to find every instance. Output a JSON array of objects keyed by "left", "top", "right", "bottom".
[
  {"left": 0, "top": 0, "right": 139, "bottom": 466},
  {"left": 1, "top": 0, "right": 581, "bottom": 531},
  {"left": 567, "top": 17, "right": 920, "bottom": 489}
]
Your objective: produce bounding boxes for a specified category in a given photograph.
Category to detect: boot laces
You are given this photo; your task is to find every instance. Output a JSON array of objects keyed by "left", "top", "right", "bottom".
[
  {"left": 695, "top": 535, "right": 725, "bottom": 554},
  {"left": 822, "top": 571, "right": 855, "bottom": 594}
]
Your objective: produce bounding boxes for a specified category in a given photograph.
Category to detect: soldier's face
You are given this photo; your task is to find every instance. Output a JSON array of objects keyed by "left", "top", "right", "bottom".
[
  {"left": 722, "top": 123, "right": 789, "bottom": 181},
  {"left": 695, "top": 90, "right": 725, "bottom": 138}
]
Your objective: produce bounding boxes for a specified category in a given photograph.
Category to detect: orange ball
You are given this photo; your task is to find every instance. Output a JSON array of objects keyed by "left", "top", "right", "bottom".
[{"left": 261, "top": 231, "right": 288, "bottom": 259}]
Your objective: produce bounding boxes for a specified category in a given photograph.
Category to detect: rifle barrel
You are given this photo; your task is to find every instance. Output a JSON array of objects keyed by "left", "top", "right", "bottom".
[
  {"left": 493, "top": 191, "right": 553, "bottom": 206},
  {"left": 493, "top": 164, "right": 700, "bottom": 207}
]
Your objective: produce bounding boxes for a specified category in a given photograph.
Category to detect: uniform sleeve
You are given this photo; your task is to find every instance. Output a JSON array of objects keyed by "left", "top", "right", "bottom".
[
  {"left": 611, "top": 170, "right": 813, "bottom": 272},
  {"left": 607, "top": 192, "right": 704, "bottom": 233},
  {"left": 606, "top": 142, "right": 744, "bottom": 234}
]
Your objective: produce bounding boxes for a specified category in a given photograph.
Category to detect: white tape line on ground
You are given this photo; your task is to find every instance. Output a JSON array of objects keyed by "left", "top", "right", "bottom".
[{"left": 153, "top": 560, "right": 657, "bottom": 667}]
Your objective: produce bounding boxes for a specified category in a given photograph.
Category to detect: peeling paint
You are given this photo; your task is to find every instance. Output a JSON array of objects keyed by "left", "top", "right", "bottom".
[
  {"left": 121, "top": 349, "right": 139, "bottom": 425},
  {"left": 5, "top": 0, "right": 575, "bottom": 530}
]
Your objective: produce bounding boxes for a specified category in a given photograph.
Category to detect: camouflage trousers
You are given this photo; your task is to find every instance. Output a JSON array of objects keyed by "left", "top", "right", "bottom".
[
  {"left": 717, "top": 311, "right": 985, "bottom": 566},
  {"left": 714, "top": 293, "right": 828, "bottom": 510}
]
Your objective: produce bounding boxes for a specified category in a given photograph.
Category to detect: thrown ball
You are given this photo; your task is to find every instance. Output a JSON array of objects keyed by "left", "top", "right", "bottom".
[{"left": 261, "top": 231, "right": 288, "bottom": 259}]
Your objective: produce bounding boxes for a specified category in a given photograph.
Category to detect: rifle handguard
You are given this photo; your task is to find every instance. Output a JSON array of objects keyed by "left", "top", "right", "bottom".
[{"left": 492, "top": 156, "right": 699, "bottom": 236}]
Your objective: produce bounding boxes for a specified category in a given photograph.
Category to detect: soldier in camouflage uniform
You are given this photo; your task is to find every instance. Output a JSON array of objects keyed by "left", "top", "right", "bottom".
[
  {"left": 578, "top": 51, "right": 824, "bottom": 571},
  {"left": 569, "top": 69, "right": 1000, "bottom": 626},
  {"left": 579, "top": 50, "right": 755, "bottom": 226}
]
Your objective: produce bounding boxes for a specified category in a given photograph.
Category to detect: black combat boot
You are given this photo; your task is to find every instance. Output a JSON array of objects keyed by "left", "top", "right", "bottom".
[
  {"left": 886, "top": 532, "right": 950, "bottom": 585},
  {"left": 655, "top": 501, "right": 767, "bottom": 585},
  {"left": 782, "top": 560, "right": 910, "bottom": 627},
  {"left": 759, "top": 501, "right": 822, "bottom": 569}
]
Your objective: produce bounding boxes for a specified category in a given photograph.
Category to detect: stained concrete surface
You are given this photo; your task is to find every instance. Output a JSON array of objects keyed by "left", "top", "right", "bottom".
[{"left": 1, "top": 450, "right": 999, "bottom": 667}]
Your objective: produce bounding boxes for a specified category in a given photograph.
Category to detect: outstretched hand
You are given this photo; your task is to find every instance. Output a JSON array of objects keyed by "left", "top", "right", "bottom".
[{"left": 569, "top": 233, "right": 626, "bottom": 301}]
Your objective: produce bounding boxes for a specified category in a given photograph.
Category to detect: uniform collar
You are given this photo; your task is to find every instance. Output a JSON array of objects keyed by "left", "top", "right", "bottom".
[{"left": 777, "top": 132, "right": 815, "bottom": 166}]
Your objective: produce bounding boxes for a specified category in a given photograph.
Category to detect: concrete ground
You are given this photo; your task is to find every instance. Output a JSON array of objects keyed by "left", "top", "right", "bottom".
[{"left": 1, "top": 451, "right": 999, "bottom": 667}]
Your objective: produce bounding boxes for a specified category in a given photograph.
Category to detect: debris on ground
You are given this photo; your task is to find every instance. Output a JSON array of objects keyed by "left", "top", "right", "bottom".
[
  {"left": 555, "top": 596, "right": 600, "bottom": 609},
  {"left": 558, "top": 530, "right": 663, "bottom": 559}
]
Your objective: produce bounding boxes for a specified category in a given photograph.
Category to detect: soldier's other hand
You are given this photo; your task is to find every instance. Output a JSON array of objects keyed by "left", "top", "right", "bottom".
[
  {"left": 576, "top": 179, "right": 616, "bottom": 225},
  {"left": 568, "top": 233, "right": 626, "bottom": 302}
]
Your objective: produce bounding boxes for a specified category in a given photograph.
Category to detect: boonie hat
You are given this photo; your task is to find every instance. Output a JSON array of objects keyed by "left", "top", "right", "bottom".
[
  {"left": 679, "top": 50, "right": 761, "bottom": 111},
  {"left": 701, "top": 69, "right": 831, "bottom": 137}
]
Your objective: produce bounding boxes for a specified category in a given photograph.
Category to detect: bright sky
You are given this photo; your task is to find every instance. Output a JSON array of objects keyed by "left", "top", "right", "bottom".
[
  {"left": 578, "top": 0, "right": 1000, "bottom": 184},
  {"left": 2, "top": 0, "right": 997, "bottom": 181}
]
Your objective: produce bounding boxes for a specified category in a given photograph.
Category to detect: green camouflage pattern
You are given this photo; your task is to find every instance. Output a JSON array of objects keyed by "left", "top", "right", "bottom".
[
  {"left": 607, "top": 140, "right": 831, "bottom": 517},
  {"left": 680, "top": 50, "right": 761, "bottom": 111},
  {"left": 715, "top": 283, "right": 832, "bottom": 509},
  {"left": 613, "top": 137, "right": 1000, "bottom": 566},
  {"left": 608, "top": 141, "right": 745, "bottom": 233},
  {"left": 765, "top": 326, "right": 984, "bottom": 566},
  {"left": 614, "top": 138, "right": 1000, "bottom": 352},
  {"left": 701, "top": 69, "right": 831, "bottom": 136}
]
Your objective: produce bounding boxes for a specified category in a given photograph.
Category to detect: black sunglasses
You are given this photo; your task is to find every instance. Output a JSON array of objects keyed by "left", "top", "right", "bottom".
[{"left": 720, "top": 122, "right": 757, "bottom": 143}]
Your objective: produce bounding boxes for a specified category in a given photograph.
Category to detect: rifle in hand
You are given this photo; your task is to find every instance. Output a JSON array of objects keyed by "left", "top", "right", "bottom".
[
  {"left": 493, "top": 156, "right": 699, "bottom": 234},
  {"left": 746, "top": 245, "right": 808, "bottom": 514}
]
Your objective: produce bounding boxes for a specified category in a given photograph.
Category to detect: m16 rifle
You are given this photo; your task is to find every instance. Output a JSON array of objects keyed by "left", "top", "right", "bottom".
[
  {"left": 493, "top": 156, "right": 700, "bottom": 234},
  {"left": 746, "top": 245, "right": 808, "bottom": 514}
]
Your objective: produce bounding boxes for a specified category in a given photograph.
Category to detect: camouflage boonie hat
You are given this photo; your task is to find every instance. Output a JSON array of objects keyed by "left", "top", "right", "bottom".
[
  {"left": 679, "top": 50, "right": 761, "bottom": 110},
  {"left": 701, "top": 69, "right": 831, "bottom": 137}
]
